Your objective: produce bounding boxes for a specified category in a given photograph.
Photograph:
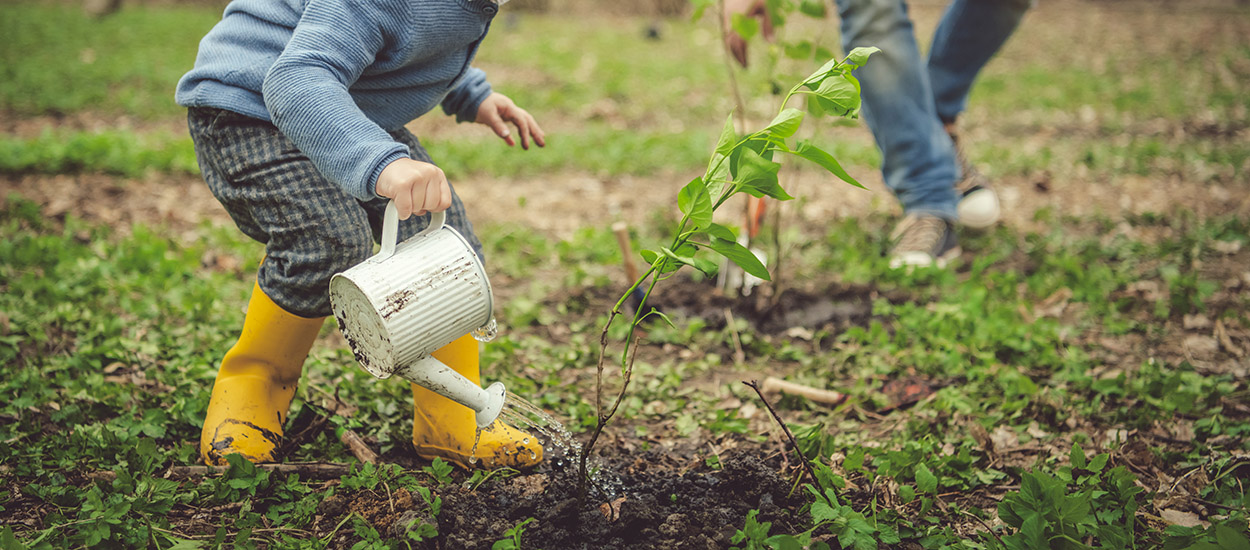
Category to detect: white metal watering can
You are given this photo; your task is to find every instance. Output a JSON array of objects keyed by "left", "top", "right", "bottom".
[{"left": 329, "top": 201, "right": 503, "bottom": 429}]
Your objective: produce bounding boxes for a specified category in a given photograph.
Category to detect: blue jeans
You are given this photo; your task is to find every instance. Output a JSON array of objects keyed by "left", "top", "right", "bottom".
[{"left": 834, "top": 0, "right": 1030, "bottom": 220}]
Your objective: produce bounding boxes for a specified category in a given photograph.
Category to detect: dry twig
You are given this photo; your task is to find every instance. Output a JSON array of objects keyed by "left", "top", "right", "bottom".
[
  {"left": 743, "top": 379, "right": 834, "bottom": 508},
  {"left": 338, "top": 429, "right": 378, "bottom": 464},
  {"left": 760, "top": 376, "right": 847, "bottom": 406}
]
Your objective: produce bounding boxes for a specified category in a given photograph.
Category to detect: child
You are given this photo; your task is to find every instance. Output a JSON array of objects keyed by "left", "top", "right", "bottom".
[{"left": 176, "top": 0, "right": 545, "bottom": 469}]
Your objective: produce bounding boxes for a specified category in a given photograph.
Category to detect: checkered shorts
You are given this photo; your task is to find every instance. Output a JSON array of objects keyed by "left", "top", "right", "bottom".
[{"left": 187, "top": 107, "right": 484, "bottom": 318}]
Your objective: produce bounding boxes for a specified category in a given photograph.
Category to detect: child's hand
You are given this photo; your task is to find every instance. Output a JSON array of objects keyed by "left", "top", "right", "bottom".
[
  {"left": 375, "top": 158, "right": 451, "bottom": 219},
  {"left": 475, "top": 93, "right": 546, "bottom": 150}
]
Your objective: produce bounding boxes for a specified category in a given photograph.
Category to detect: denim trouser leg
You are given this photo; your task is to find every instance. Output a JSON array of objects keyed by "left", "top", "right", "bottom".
[
  {"left": 835, "top": 0, "right": 958, "bottom": 220},
  {"left": 928, "top": 0, "right": 1031, "bottom": 123}
]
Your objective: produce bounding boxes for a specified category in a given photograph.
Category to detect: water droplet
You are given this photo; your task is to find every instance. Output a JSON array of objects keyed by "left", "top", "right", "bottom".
[{"left": 471, "top": 317, "right": 498, "bottom": 342}]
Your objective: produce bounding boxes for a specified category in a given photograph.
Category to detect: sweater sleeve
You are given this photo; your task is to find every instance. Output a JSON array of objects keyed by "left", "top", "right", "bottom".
[
  {"left": 262, "top": 0, "right": 408, "bottom": 200},
  {"left": 440, "top": 66, "right": 493, "bottom": 123}
]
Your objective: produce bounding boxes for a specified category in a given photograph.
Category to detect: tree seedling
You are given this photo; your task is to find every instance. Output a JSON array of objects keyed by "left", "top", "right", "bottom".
[{"left": 578, "top": 47, "right": 878, "bottom": 499}]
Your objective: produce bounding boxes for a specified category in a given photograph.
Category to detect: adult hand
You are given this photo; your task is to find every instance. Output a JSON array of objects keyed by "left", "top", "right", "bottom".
[
  {"left": 375, "top": 158, "right": 451, "bottom": 219},
  {"left": 475, "top": 92, "right": 546, "bottom": 150},
  {"left": 723, "top": 0, "right": 774, "bottom": 68}
]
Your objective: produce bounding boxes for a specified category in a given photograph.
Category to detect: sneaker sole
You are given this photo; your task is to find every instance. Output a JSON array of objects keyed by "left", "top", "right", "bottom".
[{"left": 889, "top": 246, "right": 963, "bottom": 270}]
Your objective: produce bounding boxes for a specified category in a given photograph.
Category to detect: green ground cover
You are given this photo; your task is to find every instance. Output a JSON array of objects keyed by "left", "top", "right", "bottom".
[{"left": 2, "top": 0, "right": 1249, "bottom": 548}]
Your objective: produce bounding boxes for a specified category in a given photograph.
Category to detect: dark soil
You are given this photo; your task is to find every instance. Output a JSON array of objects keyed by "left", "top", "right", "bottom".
[{"left": 316, "top": 448, "right": 813, "bottom": 550}]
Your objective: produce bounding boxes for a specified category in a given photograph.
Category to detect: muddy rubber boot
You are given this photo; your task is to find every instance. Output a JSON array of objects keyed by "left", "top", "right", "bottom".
[
  {"left": 201, "top": 282, "right": 325, "bottom": 465},
  {"left": 411, "top": 334, "right": 543, "bottom": 470}
]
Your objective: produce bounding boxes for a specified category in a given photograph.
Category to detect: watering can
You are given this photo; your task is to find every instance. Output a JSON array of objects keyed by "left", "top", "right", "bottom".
[{"left": 329, "top": 201, "right": 504, "bottom": 429}]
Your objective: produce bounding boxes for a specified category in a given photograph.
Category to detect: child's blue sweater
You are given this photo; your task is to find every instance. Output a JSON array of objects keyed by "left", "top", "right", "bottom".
[{"left": 176, "top": 0, "right": 498, "bottom": 200}]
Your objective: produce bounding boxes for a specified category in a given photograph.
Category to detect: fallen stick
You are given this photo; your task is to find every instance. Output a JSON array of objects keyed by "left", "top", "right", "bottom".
[
  {"left": 164, "top": 462, "right": 350, "bottom": 480},
  {"left": 760, "top": 376, "right": 847, "bottom": 406},
  {"left": 339, "top": 429, "right": 378, "bottom": 465}
]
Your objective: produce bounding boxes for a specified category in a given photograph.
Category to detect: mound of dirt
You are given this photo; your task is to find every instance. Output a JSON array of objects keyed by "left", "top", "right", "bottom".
[{"left": 323, "top": 449, "right": 810, "bottom": 549}]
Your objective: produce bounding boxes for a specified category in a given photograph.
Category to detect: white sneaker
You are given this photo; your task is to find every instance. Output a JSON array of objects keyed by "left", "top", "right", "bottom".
[{"left": 951, "top": 133, "right": 1001, "bottom": 229}]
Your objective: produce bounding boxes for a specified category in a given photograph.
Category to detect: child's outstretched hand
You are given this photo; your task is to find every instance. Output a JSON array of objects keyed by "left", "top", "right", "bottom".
[
  {"left": 376, "top": 158, "right": 451, "bottom": 220},
  {"left": 475, "top": 92, "right": 546, "bottom": 150}
]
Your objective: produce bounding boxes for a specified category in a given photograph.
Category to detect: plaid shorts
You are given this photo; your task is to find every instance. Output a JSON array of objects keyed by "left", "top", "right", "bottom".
[{"left": 187, "top": 107, "right": 484, "bottom": 318}]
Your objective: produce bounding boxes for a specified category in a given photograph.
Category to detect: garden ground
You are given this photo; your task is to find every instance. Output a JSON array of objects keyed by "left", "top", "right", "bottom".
[{"left": 1, "top": 1, "right": 1248, "bottom": 548}]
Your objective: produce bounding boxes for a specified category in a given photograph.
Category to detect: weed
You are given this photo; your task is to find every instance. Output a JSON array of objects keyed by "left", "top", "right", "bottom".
[{"left": 492, "top": 517, "right": 537, "bottom": 550}]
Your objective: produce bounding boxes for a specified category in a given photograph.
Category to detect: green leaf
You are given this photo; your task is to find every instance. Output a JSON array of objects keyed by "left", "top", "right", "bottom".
[
  {"left": 730, "top": 13, "right": 759, "bottom": 41},
  {"left": 0, "top": 527, "right": 29, "bottom": 550},
  {"left": 914, "top": 463, "right": 937, "bottom": 494},
  {"left": 710, "top": 237, "right": 770, "bottom": 280},
  {"left": 897, "top": 484, "right": 915, "bottom": 503},
  {"left": 804, "top": 58, "right": 841, "bottom": 86},
  {"left": 732, "top": 147, "right": 791, "bottom": 200},
  {"left": 647, "top": 309, "right": 677, "bottom": 328},
  {"left": 1216, "top": 525, "right": 1250, "bottom": 550},
  {"left": 692, "top": 257, "right": 719, "bottom": 277},
  {"left": 1090, "top": 452, "right": 1110, "bottom": 470},
  {"left": 677, "top": 177, "right": 713, "bottom": 230},
  {"left": 715, "top": 112, "right": 737, "bottom": 155},
  {"left": 765, "top": 108, "right": 804, "bottom": 139},
  {"left": 793, "top": 141, "right": 864, "bottom": 188},
  {"left": 768, "top": 534, "right": 805, "bottom": 550},
  {"left": 812, "top": 74, "right": 860, "bottom": 117},
  {"left": 662, "top": 247, "right": 698, "bottom": 268},
  {"left": 1070, "top": 442, "right": 1087, "bottom": 469},
  {"left": 843, "top": 46, "right": 879, "bottom": 69},
  {"left": 799, "top": 0, "right": 826, "bottom": 18},
  {"left": 784, "top": 40, "right": 814, "bottom": 61},
  {"left": 706, "top": 223, "right": 737, "bottom": 241},
  {"left": 810, "top": 501, "right": 838, "bottom": 524},
  {"left": 689, "top": 0, "right": 713, "bottom": 21},
  {"left": 1018, "top": 512, "right": 1047, "bottom": 549}
]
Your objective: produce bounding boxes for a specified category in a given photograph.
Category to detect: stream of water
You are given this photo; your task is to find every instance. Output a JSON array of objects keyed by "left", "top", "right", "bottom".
[{"left": 493, "top": 391, "right": 623, "bottom": 499}]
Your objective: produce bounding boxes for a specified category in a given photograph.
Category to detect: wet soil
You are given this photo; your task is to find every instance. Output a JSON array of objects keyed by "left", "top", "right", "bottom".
[{"left": 316, "top": 448, "right": 814, "bottom": 550}]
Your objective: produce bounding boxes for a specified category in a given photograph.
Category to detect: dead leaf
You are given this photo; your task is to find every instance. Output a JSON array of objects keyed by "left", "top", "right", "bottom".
[
  {"left": 783, "top": 327, "right": 814, "bottom": 340},
  {"left": 1183, "top": 335, "right": 1220, "bottom": 360},
  {"left": 599, "top": 496, "right": 626, "bottom": 522},
  {"left": 1036, "top": 288, "right": 1073, "bottom": 318},
  {"left": 1215, "top": 320, "right": 1245, "bottom": 358},
  {"left": 738, "top": 402, "right": 758, "bottom": 420},
  {"left": 1211, "top": 240, "right": 1242, "bottom": 255},
  {"left": 1183, "top": 314, "right": 1212, "bottom": 330},
  {"left": 969, "top": 422, "right": 994, "bottom": 457},
  {"left": 1159, "top": 509, "right": 1207, "bottom": 528},
  {"left": 990, "top": 425, "right": 1017, "bottom": 452}
]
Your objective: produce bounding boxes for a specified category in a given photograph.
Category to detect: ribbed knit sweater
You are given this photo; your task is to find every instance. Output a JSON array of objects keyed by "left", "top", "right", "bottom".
[{"left": 176, "top": 0, "right": 499, "bottom": 200}]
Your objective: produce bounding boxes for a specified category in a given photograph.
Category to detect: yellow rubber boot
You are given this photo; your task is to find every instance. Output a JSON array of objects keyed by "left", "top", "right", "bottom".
[
  {"left": 201, "top": 282, "right": 325, "bottom": 465},
  {"left": 412, "top": 334, "right": 543, "bottom": 470}
]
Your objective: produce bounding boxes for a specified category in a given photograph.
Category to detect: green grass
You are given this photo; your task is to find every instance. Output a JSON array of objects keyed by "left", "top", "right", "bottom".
[
  {"left": 2, "top": 1, "right": 1249, "bottom": 547},
  {"left": 2, "top": 190, "right": 1247, "bottom": 547},
  {"left": 0, "top": 129, "right": 200, "bottom": 177},
  {"left": 0, "top": 4, "right": 216, "bottom": 119}
]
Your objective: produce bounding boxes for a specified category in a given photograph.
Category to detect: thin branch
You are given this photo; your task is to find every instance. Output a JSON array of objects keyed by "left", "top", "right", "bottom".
[{"left": 743, "top": 379, "right": 834, "bottom": 508}]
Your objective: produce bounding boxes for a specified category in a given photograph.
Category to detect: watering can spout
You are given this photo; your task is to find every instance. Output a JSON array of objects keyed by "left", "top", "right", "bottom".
[{"left": 394, "top": 356, "right": 506, "bottom": 430}]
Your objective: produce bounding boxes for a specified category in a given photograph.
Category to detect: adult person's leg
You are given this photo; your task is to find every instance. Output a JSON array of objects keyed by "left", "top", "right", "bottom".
[
  {"left": 927, "top": 0, "right": 1032, "bottom": 227},
  {"left": 928, "top": 0, "right": 1031, "bottom": 125},
  {"left": 835, "top": 0, "right": 961, "bottom": 268}
]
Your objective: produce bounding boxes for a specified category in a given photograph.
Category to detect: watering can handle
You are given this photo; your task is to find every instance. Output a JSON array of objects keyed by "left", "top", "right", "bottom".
[{"left": 379, "top": 201, "right": 446, "bottom": 260}]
